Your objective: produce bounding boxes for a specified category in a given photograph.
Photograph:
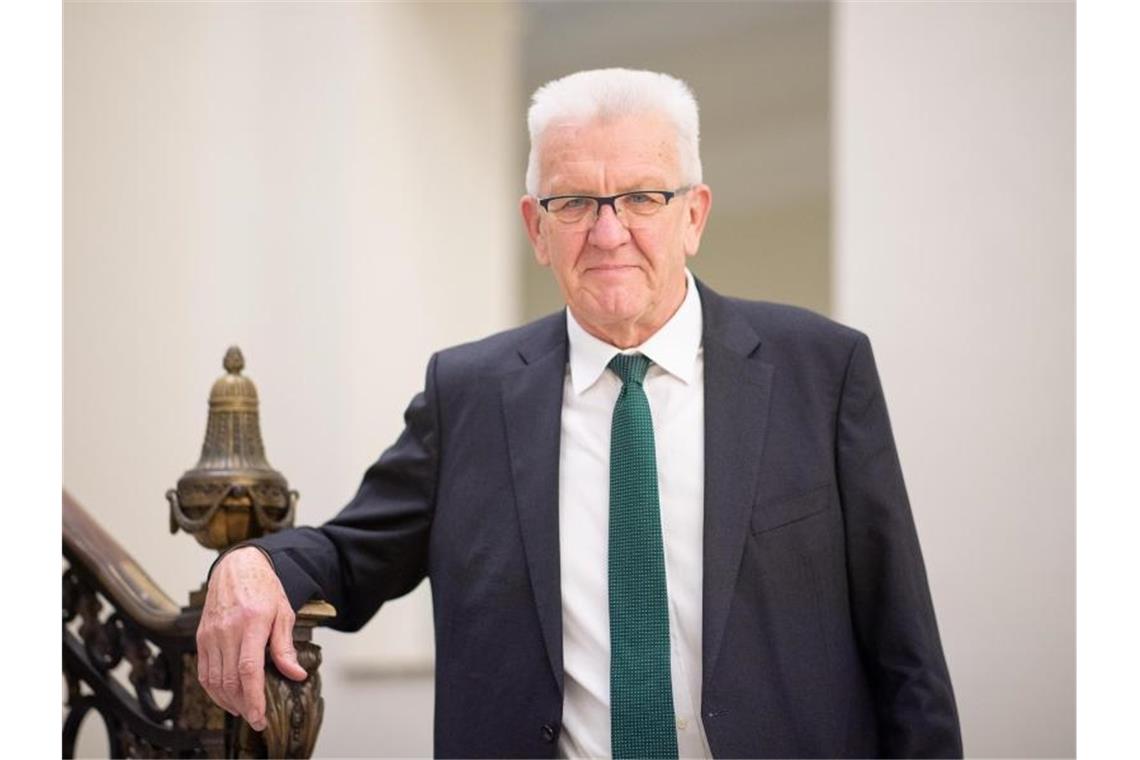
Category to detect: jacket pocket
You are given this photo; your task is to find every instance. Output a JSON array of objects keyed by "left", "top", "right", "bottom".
[{"left": 751, "top": 482, "right": 833, "bottom": 535}]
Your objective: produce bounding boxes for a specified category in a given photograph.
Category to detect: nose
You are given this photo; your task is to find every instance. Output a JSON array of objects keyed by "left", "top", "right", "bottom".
[{"left": 586, "top": 203, "right": 630, "bottom": 250}]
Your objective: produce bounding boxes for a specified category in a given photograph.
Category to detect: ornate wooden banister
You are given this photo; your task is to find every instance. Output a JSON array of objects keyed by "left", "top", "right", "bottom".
[
  {"left": 64, "top": 491, "right": 186, "bottom": 633},
  {"left": 63, "top": 348, "right": 334, "bottom": 758}
]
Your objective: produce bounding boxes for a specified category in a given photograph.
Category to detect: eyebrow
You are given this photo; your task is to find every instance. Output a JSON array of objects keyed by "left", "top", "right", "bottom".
[
  {"left": 621, "top": 178, "right": 671, "bottom": 192},
  {"left": 545, "top": 179, "right": 672, "bottom": 197}
]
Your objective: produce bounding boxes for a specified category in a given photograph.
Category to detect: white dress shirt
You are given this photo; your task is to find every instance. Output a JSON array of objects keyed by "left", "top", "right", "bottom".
[{"left": 558, "top": 268, "right": 711, "bottom": 759}]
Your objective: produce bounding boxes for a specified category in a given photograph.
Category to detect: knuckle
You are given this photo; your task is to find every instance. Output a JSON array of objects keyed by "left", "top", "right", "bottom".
[
  {"left": 222, "top": 674, "right": 240, "bottom": 693},
  {"left": 237, "top": 658, "right": 260, "bottom": 677},
  {"left": 240, "top": 604, "right": 269, "bottom": 623}
]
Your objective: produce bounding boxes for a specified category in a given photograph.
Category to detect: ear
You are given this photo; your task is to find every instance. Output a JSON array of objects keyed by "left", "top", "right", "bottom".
[
  {"left": 520, "top": 195, "right": 551, "bottom": 266},
  {"left": 681, "top": 184, "right": 713, "bottom": 258}
]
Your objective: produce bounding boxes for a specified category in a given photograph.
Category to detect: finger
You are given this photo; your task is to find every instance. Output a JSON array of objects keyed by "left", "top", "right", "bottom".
[
  {"left": 196, "top": 641, "right": 214, "bottom": 700},
  {"left": 196, "top": 639, "right": 209, "bottom": 687},
  {"left": 197, "top": 642, "right": 234, "bottom": 720},
  {"left": 238, "top": 627, "right": 269, "bottom": 731},
  {"left": 209, "top": 641, "right": 228, "bottom": 700},
  {"left": 211, "top": 642, "right": 240, "bottom": 716},
  {"left": 218, "top": 627, "right": 246, "bottom": 715},
  {"left": 269, "top": 605, "right": 307, "bottom": 682},
  {"left": 198, "top": 627, "right": 237, "bottom": 715}
]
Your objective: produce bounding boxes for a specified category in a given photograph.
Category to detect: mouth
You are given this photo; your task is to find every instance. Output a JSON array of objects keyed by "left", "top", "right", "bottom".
[{"left": 584, "top": 264, "right": 639, "bottom": 274}]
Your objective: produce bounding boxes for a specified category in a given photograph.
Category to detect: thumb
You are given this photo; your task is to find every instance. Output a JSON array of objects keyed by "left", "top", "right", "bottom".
[{"left": 268, "top": 606, "right": 308, "bottom": 682}]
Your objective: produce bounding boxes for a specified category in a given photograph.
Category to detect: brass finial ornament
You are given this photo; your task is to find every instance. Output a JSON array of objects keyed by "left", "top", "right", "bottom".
[{"left": 167, "top": 346, "right": 297, "bottom": 551}]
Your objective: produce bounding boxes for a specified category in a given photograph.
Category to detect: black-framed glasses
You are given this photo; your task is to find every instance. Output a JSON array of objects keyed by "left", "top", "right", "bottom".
[{"left": 538, "top": 186, "right": 690, "bottom": 228}]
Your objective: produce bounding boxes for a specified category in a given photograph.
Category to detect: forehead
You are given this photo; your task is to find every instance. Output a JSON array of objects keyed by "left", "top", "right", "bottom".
[{"left": 537, "top": 112, "right": 679, "bottom": 193}]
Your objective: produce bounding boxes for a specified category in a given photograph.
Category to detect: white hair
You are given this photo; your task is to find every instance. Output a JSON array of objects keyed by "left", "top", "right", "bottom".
[{"left": 524, "top": 68, "right": 703, "bottom": 197}]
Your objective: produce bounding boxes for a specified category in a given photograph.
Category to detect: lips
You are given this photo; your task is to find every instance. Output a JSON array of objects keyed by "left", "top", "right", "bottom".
[{"left": 585, "top": 264, "right": 639, "bottom": 273}]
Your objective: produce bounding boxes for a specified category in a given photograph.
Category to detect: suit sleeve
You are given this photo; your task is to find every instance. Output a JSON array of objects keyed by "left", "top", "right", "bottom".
[
  {"left": 247, "top": 353, "right": 440, "bottom": 633},
  {"left": 836, "top": 334, "right": 963, "bottom": 758}
]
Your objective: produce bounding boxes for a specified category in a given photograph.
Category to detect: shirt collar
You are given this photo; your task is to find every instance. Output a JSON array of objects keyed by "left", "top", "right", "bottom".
[{"left": 566, "top": 268, "right": 703, "bottom": 395}]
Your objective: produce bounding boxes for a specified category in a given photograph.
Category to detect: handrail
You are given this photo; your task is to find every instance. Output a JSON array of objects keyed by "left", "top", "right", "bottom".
[
  {"left": 64, "top": 347, "right": 331, "bottom": 757},
  {"left": 63, "top": 490, "right": 187, "bottom": 633},
  {"left": 62, "top": 490, "right": 331, "bottom": 758}
]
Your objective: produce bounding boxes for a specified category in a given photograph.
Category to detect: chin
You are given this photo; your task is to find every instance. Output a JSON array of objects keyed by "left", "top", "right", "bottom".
[{"left": 584, "top": 296, "right": 650, "bottom": 326}]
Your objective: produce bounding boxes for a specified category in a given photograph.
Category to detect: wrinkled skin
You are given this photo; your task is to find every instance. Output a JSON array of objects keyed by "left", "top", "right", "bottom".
[
  {"left": 195, "top": 547, "right": 307, "bottom": 731},
  {"left": 520, "top": 111, "right": 712, "bottom": 348}
]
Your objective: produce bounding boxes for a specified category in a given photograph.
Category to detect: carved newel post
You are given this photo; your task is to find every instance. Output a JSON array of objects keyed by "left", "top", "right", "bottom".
[{"left": 167, "top": 346, "right": 333, "bottom": 758}]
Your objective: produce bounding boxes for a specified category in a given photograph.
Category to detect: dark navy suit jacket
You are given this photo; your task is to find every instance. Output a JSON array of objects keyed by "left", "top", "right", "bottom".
[{"left": 252, "top": 280, "right": 963, "bottom": 758}]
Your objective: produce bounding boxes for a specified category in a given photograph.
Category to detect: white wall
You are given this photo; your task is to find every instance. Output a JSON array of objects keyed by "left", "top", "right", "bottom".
[
  {"left": 833, "top": 2, "right": 1074, "bottom": 757},
  {"left": 64, "top": 2, "right": 520, "bottom": 755}
]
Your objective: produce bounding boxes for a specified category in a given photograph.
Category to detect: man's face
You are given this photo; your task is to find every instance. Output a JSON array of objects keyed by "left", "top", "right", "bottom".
[{"left": 521, "top": 112, "right": 712, "bottom": 346}]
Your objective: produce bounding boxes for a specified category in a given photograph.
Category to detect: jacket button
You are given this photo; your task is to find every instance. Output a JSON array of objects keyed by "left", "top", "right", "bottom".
[{"left": 541, "top": 723, "right": 559, "bottom": 743}]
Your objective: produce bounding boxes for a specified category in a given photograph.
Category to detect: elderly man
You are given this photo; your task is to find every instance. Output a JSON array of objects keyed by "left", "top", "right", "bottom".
[{"left": 198, "top": 69, "right": 962, "bottom": 758}]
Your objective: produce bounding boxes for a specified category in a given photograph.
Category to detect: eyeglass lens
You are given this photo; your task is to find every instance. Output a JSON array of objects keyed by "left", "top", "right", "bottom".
[{"left": 546, "top": 192, "right": 672, "bottom": 227}]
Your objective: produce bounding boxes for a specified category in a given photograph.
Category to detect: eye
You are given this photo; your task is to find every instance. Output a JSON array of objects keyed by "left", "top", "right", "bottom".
[
  {"left": 548, "top": 196, "right": 592, "bottom": 213},
  {"left": 618, "top": 192, "right": 668, "bottom": 215}
]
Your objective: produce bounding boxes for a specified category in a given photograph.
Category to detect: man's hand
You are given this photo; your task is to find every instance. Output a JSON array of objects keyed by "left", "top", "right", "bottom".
[{"left": 195, "top": 546, "right": 308, "bottom": 731}]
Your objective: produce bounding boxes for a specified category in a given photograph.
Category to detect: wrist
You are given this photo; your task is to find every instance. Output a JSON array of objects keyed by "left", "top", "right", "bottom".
[{"left": 207, "top": 542, "right": 275, "bottom": 582}]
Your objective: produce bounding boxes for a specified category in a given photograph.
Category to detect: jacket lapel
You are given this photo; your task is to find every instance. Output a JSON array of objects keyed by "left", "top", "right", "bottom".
[
  {"left": 500, "top": 314, "right": 568, "bottom": 693},
  {"left": 497, "top": 287, "right": 774, "bottom": 698},
  {"left": 698, "top": 282, "right": 775, "bottom": 694}
]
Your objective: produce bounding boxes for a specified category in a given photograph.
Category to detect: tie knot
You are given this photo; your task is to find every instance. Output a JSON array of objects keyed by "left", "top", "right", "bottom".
[{"left": 608, "top": 353, "right": 652, "bottom": 386}]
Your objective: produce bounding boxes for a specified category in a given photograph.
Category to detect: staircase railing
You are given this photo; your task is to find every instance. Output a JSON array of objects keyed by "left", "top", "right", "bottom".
[{"left": 63, "top": 347, "right": 333, "bottom": 758}]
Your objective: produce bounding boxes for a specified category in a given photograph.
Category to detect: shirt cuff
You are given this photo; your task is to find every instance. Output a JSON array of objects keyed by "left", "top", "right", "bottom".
[{"left": 206, "top": 541, "right": 276, "bottom": 582}]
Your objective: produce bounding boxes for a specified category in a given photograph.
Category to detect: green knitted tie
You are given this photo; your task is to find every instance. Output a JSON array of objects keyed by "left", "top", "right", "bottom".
[{"left": 608, "top": 353, "right": 678, "bottom": 760}]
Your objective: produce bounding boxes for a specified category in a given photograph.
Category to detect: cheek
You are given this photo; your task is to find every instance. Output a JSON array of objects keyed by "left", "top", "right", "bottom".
[
  {"left": 632, "top": 233, "right": 676, "bottom": 271},
  {"left": 546, "top": 240, "right": 584, "bottom": 281},
  {"left": 552, "top": 234, "right": 588, "bottom": 264}
]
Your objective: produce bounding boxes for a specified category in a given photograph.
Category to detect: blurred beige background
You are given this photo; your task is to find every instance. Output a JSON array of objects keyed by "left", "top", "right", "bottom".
[{"left": 64, "top": 1, "right": 1073, "bottom": 757}]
